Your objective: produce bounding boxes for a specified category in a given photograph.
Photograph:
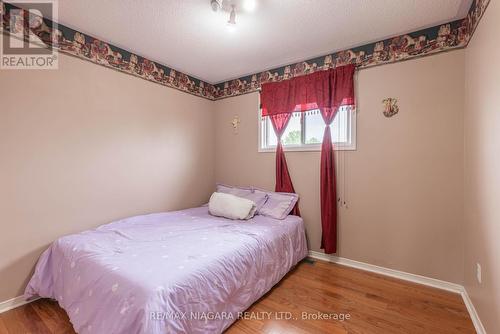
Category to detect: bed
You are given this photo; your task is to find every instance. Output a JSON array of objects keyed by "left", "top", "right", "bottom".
[{"left": 25, "top": 206, "right": 308, "bottom": 333}]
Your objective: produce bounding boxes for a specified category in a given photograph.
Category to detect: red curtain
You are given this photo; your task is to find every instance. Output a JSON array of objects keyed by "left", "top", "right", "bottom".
[
  {"left": 319, "top": 108, "right": 339, "bottom": 254},
  {"left": 261, "top": 64, "right": 355, "bottom": 253},
  {"left": 261, "top": 65, "right": 355, "bottom": 117},
  {"left": 269, "top": 114, "right": 301, "bottom": 216}
]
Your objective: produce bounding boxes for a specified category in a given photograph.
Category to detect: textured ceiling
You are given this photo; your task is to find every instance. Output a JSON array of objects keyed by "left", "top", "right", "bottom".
[{"left": 49, "top": 0, "right": 472, "bottom": 83}]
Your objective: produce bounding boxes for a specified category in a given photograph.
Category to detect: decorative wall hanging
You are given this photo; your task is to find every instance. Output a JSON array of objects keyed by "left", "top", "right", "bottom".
[
  {"left": 0, "top": 0, "right": 490, "bottom": 101},
  {"left": 382, "top": 98, "right": 399, "bottom": 118},
  {"left": 230, "top": 115, "right": 240, "bottom": 134}
]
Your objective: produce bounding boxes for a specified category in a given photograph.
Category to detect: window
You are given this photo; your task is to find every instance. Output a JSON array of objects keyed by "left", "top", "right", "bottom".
[{"left": 259, "top": 107, "right": 356, "bottom": 152}]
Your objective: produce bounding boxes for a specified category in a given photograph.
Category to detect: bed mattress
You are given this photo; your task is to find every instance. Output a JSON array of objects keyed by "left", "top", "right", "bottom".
[{"left": 25, "top": 206, "right": 308, "bottom": 333}]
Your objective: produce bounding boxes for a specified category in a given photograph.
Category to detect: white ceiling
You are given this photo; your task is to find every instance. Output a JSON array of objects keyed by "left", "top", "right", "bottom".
[{"left": 50, "top": 0, "right": 471, "bottom": 83}]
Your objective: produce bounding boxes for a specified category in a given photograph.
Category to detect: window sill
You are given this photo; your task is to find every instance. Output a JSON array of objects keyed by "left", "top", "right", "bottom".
[{"left": 258, "top": 145, "right": 356, "bottom": 153}]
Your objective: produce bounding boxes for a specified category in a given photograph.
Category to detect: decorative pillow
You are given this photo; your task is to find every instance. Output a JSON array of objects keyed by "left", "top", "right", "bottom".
[
  {"left": 216, "top": 183, "right": 268, "bottom": 211},
  {"left": 253, "top": 188, "right": 299, "bottom": 220},
  {"left": 208, "top": 192, "right": 257, "bottom": 220}
]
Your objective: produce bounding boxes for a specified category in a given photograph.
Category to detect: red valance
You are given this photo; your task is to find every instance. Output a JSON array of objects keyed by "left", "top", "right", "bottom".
[{"left": 261, "top": 64, "right": 356, "bottom": 116}]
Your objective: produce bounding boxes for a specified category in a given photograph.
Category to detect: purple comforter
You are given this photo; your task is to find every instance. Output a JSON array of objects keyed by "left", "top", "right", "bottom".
[{"left": 25, "top": 206, "right": 308, "bottom": 333}]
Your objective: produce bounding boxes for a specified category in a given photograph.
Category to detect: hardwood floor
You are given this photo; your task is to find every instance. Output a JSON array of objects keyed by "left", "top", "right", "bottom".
[{"left": 0, "top": 259, "right": 475, "bottom": 334}]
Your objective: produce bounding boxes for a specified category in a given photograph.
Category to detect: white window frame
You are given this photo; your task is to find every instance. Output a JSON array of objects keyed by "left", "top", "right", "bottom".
[{"left": 258, "top": 108, "right": 357, "bottom": 153}]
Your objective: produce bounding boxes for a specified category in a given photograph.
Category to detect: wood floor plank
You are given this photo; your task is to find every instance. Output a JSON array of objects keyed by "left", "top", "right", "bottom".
[
  {"left": 0, "top": 317, "right": 10, "bottom": 334},
  {"left": 0, "top": 303, "right": 51, "bottom": 334},
  {"left": 31, "top": 300, "right": 74, "bottom": 334},
  {"left": 0, "top": 259, "right": 475, "bottom": 334}
]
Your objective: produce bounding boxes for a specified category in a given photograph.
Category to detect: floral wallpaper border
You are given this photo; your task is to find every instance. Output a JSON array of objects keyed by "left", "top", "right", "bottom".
[
  {"left": 0, "top": 1, "right": 217, "bottom": 100},
  {"left": 213, "top": 0, "right": 491, "bottom": 99},
  {"left": 0, "top": 0, "right": 490, "bottom": 101}
]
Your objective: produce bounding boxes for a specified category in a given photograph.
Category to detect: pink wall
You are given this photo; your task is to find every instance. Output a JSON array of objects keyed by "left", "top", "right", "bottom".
[
  {"left": 464, "top": 0, "right": 500, "bottom": 331},
  {"left": 1, "top": 8, "right": 498, "bottom": 329},
  {"left": 214, "top": 51, "right": 465, "bottom": 284},
  {"left": 0, "top": 53, "right": 215, "bottom": 301}
]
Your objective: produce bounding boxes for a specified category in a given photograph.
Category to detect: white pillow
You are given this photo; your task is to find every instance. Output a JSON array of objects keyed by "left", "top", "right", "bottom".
[{"left": 208, "top": 192, "right": 257, "bottom": 220}]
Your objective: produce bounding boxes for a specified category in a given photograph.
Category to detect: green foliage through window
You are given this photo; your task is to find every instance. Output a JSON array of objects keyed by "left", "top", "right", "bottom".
[
  {"left": 282, "top": 130, "right": 301, "bottom": 145},
  {"left": 260, "top": 108, "right": 354, "bottom": 150}
]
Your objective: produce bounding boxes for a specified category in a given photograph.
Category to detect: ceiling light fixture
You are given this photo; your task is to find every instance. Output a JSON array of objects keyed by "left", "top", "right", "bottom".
[
  {"left": 210, "top": 0, "right": 222, "bottom": 12},
  {"left": 227, "top": 5, "right": 236, "bottom": 25},
  {"left": 211, "top": 0, "right": 255, "bottom": 28},
  {"left": 243, "top": 0, "right": 256, "bottom": 12}
]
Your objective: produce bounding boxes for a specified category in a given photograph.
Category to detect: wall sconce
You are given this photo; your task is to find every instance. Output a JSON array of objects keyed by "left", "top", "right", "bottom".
[
  {"left": 231, "top": 115, "right": 240, "bottom": 134},
  {"left": 382, "top": 98, "right": 399, "bottom": 118}
]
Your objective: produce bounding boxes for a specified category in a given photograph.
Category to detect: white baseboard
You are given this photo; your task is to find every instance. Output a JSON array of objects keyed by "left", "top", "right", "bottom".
[
  {"left": 308, "top": 250, "right": 486, "bottom": 334},
  {"left": 0, "top": 295, "right": 39, "bottom": 314},
  {"left": 308, "top": 250, "right": 462, "bottom": 292},
  {"left": 460, "top": 287, "right": 487, "bottom": 334}
]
